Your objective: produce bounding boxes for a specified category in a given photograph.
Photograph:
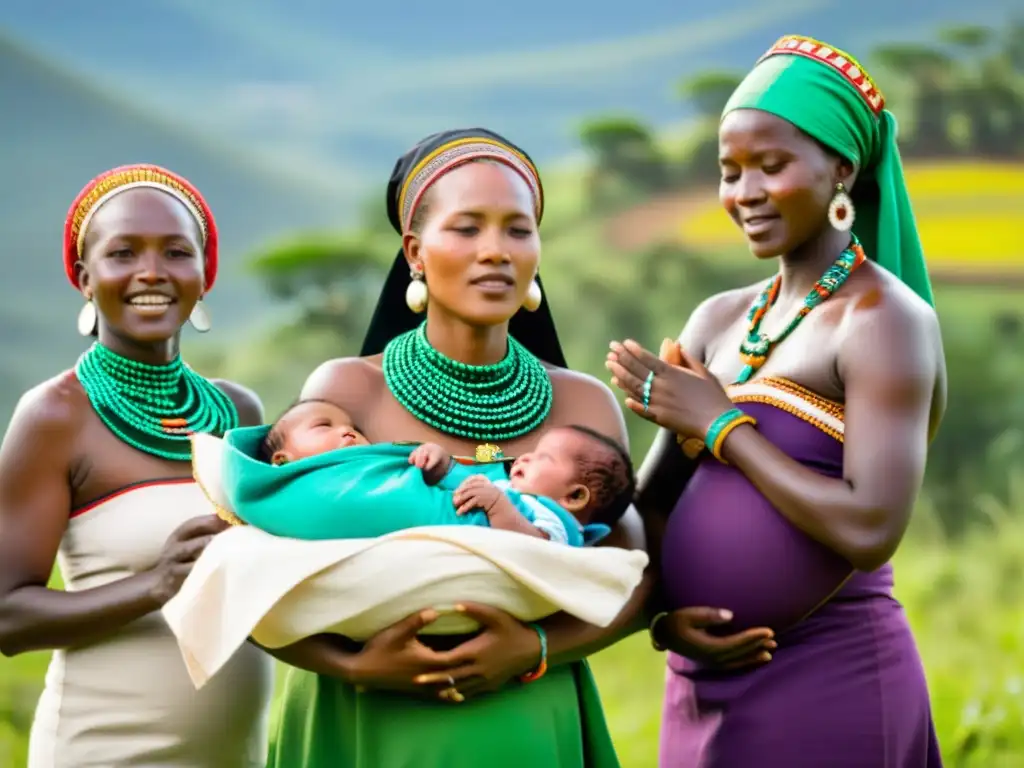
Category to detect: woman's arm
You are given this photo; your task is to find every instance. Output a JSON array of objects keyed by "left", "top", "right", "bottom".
[
  {"left": 536, "top": 376, "right": 652, "bottom": 664},
  {"left": 0, "top": 383, "right": 163, "bottom": 656},
  {"left": 633, "top": 292, "right": 742, "bottom": 522},
  {"left": 719, "top": 298, "right": 945, "bottom": 571},
  {"left": 538, "top": 294, "right": 753, "bottom": 663},
  {"left": 253, "top": 634, "right": 357, "bottom": 678},
  {"left": 0, "top": 377, "right": 259, "bottom": 658}
]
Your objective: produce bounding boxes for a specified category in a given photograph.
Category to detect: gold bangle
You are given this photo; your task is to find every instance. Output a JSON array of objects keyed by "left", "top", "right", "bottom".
[
  {"left": 648, "top": 611, "right": 669, "bottom": 652},
  {"left": 710, "top": 414, "right": 757, "bottom": 464}
]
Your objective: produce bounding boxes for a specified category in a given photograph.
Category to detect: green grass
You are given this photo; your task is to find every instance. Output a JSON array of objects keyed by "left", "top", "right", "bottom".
[{"left": 3, "top": 509, "right": 1022, "bottom": 766}]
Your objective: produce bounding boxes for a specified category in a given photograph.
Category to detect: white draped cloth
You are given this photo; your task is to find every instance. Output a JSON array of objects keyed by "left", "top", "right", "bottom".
[{"left": 162, "top": 434, "right": 649, "bottom": 689}]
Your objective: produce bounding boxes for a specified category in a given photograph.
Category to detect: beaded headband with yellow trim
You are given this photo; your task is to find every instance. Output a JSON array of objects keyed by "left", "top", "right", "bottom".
[
  {"left": 397, "top": 137, "right": 544, "bottom": 232},
  {"left": 759, "top": 34, "right": 885, "bottom": 116},
  {"left": 76, "top": 182, "right": 207, "bottom": 257},
  {"left": 63, "top": 163, "right": 219, "bottom": 291}
]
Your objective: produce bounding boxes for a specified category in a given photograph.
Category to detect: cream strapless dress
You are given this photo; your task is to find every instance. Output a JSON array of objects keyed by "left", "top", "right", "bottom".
[{"left": 27, "top": 479, "right": 274, "bottom": 767}]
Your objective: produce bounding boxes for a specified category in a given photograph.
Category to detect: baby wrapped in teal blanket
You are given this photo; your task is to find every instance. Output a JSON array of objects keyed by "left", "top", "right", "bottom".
[{"left": 221, "top": 400, "right": 634, "bottom": 546}]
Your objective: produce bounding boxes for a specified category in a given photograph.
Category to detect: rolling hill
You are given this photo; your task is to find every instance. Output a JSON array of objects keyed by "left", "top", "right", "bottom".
[{"left": 4, "top": 0, "right": 1020, "bottom": 176}]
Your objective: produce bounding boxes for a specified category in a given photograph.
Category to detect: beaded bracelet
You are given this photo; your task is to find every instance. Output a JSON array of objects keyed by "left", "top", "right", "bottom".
[
  {"left": 705, "top": 408, "right": 757, "bottom": 464},
  {"left": 648, "top": 611, "right": 670, "bottom": 652},
  {"left": 519, "top": 623, "right": 549, "bottom": 684}
]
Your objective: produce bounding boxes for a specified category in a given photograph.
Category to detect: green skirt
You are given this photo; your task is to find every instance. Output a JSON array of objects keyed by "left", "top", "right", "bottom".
[{"left": 266, "top": 662, "right": 621, "bottom": 768}]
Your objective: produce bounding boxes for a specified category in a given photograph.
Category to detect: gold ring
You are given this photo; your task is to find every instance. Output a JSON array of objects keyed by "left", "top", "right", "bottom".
[{"left": 440, "top": 686, "right": 464, "bottom": 703}]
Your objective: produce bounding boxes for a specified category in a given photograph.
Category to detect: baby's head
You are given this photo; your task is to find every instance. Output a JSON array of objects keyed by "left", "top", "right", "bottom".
[
  {"left": 259, "top": 399, "right": 370, "bottom": 465},
  {"left": 509, "top": 426, "right": 635, "bottom": 527}
]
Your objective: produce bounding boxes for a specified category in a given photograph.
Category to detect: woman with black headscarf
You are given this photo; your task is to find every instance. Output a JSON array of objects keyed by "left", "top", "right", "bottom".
[{"left": 265, "top": 129, "right": 646, "bottom": 767}]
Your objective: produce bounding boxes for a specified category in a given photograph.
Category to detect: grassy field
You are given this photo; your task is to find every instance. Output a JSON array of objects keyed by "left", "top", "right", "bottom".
[
  {"left": 678, "top": 162, "right": 1024, "bottom": 274},
  {"left": 2, "top": 508, "right": 1022, "bottom": 766}
]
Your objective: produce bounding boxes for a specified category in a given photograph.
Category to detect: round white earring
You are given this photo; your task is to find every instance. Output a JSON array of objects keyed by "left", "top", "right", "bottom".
[
  {"left": 406, "top": 269, "right": 428, "bottom": 313},
  {"left": 189, "top": 300, "right": 211, "bottom": 333},
  {"left": 522, "top": 279, "right": 543, "bottom": 312},
  {"left": 828, "top": 182, "right": 855, "bottom": 231},
  {"left": 77, "top": 300, "right": 97, "bottom": 336}
]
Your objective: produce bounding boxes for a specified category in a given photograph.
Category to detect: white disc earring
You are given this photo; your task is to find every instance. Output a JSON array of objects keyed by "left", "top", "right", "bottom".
[
  {"left": 828, "top": 182, "right": 855, "bottom": 231},
  {"left": 406, "top": 269, "right": 428, "bottom": 313},
  {"left": 522, "top": 279, "right": 543, "bottom": 312},
  {"left": 189, "top": 301, "right": 211, "bottom": 333},
  {"left": 77, "top": 300, "right": 97, "bottom": 336}
]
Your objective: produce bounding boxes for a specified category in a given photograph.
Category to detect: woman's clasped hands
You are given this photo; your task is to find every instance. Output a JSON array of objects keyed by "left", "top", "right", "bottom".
[
  {"left": 342, "top": 603, "right": 544, "bottom": 703},
  {"left": 606, "top": 338, "right": 735, "bottom": 440}
]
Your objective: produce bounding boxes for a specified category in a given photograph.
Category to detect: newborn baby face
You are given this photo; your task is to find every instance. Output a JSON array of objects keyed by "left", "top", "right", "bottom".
[
  {"left": 508, "top": 428, "right": 591, "bottom": 516},
  {"left": 271, "top": 401, "right": 370, "bottom": 465}
]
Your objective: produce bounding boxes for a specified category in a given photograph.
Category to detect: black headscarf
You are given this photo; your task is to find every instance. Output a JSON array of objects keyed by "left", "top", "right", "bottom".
[{"left": 360, "top": 128, "right": 567, "bottom": 368}]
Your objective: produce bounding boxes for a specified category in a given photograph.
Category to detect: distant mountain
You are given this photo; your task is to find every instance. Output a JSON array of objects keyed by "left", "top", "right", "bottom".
[{"left": 3, "top": 0, "right": 1019, "bottom": 176}]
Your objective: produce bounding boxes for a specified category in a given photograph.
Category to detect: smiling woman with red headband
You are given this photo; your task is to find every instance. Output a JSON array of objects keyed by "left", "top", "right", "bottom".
[{"left": 0, "top": 165, "right": 273, "bottom": 766}]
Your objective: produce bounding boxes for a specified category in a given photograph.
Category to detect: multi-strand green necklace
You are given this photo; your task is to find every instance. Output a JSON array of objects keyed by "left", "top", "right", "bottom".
[
  {"left": 736, "top": 237, "right": 868, "bottom": 383},
  {"left": 75, "top": 343, "right": 239, "bottom": 461},
  {"left": 382, "top": 323, "right": 553, "bottom": 442}
]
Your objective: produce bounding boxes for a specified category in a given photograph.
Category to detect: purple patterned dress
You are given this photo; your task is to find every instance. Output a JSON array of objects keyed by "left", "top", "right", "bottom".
[{"left": 658, "top": 377, "right": 942, "bottom": 767}]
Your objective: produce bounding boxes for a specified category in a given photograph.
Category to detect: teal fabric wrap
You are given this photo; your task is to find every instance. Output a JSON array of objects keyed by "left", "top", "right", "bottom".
[{"left": 220, "top": 426, "right": 605, "bottom": 546}]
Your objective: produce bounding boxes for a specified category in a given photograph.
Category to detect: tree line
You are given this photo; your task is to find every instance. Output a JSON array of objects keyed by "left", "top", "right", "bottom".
[{"left": 577, "top": 21, "right": 1024, "bottom": 206}]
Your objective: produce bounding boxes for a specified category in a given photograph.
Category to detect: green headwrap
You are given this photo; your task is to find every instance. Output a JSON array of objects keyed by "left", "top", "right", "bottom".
[{"left": 723, "top": 35, "right": 934, "bottom": 306}]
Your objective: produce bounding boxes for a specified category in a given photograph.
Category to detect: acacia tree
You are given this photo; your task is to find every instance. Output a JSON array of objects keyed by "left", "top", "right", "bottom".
[
  {"left": 675, "top": 71, "right": 743, "bottom": 120},
  {"left": 872, "top": 43, "right": 956, "bottom": 157},
  {"left": 248, "top": 229, "right": 391, "bottom": 347},
  {"left": 938, "top": 24, "right": 1024, "bottom": 157},
  {"left": 674, "top": 71, "right": 743, "bottom": 183},
  {"left": 577, "top": 116, "right": 669, "bottom": 208}
]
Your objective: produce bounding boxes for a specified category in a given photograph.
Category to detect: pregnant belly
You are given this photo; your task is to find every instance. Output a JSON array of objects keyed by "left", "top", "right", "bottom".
[{"left": 661, "top": 462, "right": 853, "bottom": 633}]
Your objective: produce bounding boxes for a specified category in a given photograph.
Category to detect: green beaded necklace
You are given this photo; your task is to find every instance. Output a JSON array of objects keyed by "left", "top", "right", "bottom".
[
  {"left": 382, "top": 323, "right": 553, "bottom": 442},
  {"left": 75, "top": 343, "right": 239, "bottom": 461}
]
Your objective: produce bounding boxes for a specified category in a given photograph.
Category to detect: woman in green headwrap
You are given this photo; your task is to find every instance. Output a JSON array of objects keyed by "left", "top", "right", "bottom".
[
  {"left": 260, "top": 128, "right": 657, "bottom": 768},
  {"left": 606, "top": 36, "right": 947, "bottom": 765}
]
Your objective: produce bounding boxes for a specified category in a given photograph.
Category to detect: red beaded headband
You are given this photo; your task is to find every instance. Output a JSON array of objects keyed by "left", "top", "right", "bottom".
[
  {"left": 398, "top": 137, "right": 544, "bottom": 232},
  {"left": 64, "top": 164, "right": 219, "bottom": 291},
  {"left": 759, "top": 34, "right": 886, "bottom": 116}
]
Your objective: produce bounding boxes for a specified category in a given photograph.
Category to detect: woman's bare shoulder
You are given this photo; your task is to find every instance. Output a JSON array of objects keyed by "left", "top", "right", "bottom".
[
  {"left": 10, "top": 371, "right": 88, "bottom": 434},
  {"left": 680, "top": 282, "right": 763, "bottom": 350},
  {"left": 548, "top": 367, "right": 628, "bottom": 446},
  {"left": 301, "top": 356, "right": 384, "bottom": 406},
  {"left": 210, "top": 379, "right": 265, "bottom": 427},
  {"left": 0, "top": 371, "right": 88, "bottom": 471}
]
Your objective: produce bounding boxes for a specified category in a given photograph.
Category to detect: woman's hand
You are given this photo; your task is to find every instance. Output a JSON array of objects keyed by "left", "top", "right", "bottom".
[
  {"left": 655, "top": 607, "right": 775, "bottom": 670},
  {"left": 606, "top": 339, "right": 734, "bottom": 439},
  {"left": 415, "top": 603, "right": 542, "bottom": 701},
  {"left": 148, "top": 515, "right": 231, "bottom": 606},
  {"left": 344, "top": 609, "right": 460, "bottom": 695}
]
